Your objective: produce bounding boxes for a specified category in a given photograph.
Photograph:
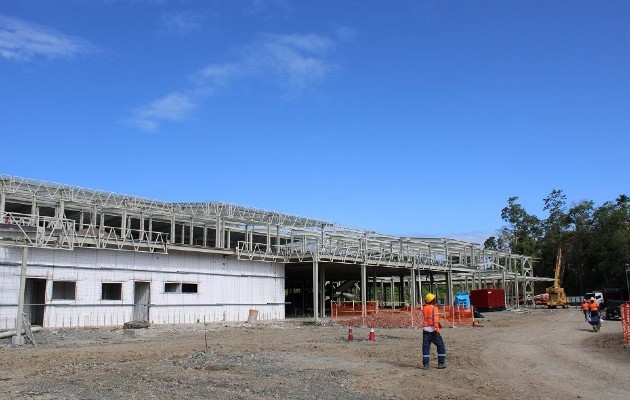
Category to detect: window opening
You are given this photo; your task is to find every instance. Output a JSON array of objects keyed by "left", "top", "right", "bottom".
[
  {"left": 52, "top": 281, "right": 76, "bottom": 300},
  {"left": 102, "top": 282, "right": 122, "bottom": 300}
]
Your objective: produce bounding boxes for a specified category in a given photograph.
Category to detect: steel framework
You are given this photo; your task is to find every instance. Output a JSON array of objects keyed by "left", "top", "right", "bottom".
[{"left": 1, "top": 175, "right": 549, "bottom": 310}]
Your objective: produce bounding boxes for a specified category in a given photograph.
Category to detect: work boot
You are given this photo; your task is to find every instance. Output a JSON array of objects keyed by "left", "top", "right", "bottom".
[
  {"left": 422, "top": 364, "right": 429, "bottom": 370},
  {"left": 437, "top": 363, "right": 446, "bottom": 369}
]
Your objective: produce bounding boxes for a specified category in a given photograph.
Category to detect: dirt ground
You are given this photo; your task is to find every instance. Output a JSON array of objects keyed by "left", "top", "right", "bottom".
[{"left": 1, "top": 308, "right": 629, "bottom": 400}]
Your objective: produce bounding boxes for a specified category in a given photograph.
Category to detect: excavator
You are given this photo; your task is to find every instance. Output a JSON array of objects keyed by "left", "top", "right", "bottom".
[{"left": 546, "top": 246, "right": 568, "bottom": 308}]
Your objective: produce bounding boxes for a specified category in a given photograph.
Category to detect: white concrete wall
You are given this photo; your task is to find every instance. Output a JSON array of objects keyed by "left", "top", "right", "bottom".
[{"left": 0, "top": 246, "right": 285, "bottom": 329}]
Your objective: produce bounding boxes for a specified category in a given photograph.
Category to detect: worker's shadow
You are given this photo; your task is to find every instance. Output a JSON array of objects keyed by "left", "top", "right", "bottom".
[{"left": 577, "top": 327, "right": 595, "bottom": 332}]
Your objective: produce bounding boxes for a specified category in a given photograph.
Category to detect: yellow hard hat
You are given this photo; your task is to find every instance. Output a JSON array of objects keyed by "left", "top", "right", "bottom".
[
  {"left": 425, "top": 293, "right": 436, "bottom": 303},
  {"left": 590, "top": 297, "right": 595, "bottom": 301}
]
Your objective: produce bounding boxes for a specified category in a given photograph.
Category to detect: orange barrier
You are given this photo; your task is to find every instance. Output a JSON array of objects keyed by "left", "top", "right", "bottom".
[
  {"left": 622, "top": 303, "right": 630, "bottom": 345},
  {"left": 331, "top": 302, "right": 474, "bottom": 328}
]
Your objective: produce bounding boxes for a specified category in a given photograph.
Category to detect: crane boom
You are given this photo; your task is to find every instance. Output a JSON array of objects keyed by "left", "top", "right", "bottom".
[
  {"left": 553, "top": 247, "right": 562, "bottom": 289},
  {"left": 546, "top": 246, "right": 568, "bottom": 308}
]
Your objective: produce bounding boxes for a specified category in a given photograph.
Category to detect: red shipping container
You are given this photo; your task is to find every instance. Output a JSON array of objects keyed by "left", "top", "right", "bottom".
[{"left": 470, "top": 289, "right": 506, "bottom": 312}]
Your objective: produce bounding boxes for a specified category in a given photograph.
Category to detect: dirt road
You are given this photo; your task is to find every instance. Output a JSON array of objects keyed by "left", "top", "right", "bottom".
[{"left": 1, "top": 308, "right": 628, "bottom": 399}]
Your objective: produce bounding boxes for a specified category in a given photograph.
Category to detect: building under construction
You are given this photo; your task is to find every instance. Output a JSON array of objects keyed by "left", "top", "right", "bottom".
[{"left": 0, "top": 175, "right": 545, "bottom": 331}]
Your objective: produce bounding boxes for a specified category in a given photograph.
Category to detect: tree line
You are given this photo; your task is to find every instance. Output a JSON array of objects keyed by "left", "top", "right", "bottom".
[{"left": 483, "top": 190, "right": 630, "bottom": 296}]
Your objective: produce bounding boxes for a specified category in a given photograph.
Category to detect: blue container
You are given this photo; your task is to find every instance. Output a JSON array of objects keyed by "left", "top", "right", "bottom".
[{"left": 454, "top": 291, "right": 471, "bottom": 308}]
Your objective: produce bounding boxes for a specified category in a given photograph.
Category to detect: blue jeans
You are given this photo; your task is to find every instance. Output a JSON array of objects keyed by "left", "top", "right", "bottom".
[{"left": 422, "top": 330, "right": 446, "bottom": 366}]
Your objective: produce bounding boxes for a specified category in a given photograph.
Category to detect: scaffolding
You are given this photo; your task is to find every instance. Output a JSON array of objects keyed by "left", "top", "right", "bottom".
[{"left": 1, "top": 175, "right": 551, "bottom": 325}]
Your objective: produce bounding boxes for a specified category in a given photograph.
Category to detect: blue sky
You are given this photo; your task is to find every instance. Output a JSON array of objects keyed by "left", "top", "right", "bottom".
[{"left": 1, "top": 1, "right": 629, "bottom": 243}]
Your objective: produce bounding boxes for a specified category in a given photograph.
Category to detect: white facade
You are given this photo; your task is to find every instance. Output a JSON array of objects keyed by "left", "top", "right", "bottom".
[{"left": 0, "top": 246, "right": 285, "bottom": 329}]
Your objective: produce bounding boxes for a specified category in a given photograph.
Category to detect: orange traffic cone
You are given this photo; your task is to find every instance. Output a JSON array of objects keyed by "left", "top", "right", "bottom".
[
  {"left": 348, "top": 326, "right": 354, "bottom": 341},
  {"left": 368, "top": 327, "right": 376, "bottom": 342}
]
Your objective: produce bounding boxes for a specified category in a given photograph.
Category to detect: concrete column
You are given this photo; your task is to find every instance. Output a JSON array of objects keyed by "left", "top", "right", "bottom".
[
  {"left": 139, "top": 213, "right": 145, "bottom": 241},
  {"left": 320, "top": 266, "right": 326, "bottom": 318},
  {"left": 266, "top": 223, "right": 271, "bottom": 253},
  {"left": 215, "top": 217, "right": 221, "bottom": 248},
  {"left": 372, "top": 267, "right": 377, "bottom": 306},
  {"left": 180, "top": 223, "right": 185, "bottom": 245},
  {"left": 12, "top": 247, "right": 28, "bottom": 346},
  {"left": 57, "top": 199, "right": 65, "bottom": 219},
  {"left": 189, "top": 217, "right": 194, "bottom": 245},
  {"left": 390, "top": 277, "right": 395, "bottom": 309},
  {"left": 361, "top": 264, "right": 367, "bottom": 320},
  {"left": 410, "top": 267, "right": 416, "bottom": 309},
  {"left": 502, "top": 270, "right": 507, "bottom": 306},
  {"left": 418, "top": 272, "right": 423, "bottom": 305},
  {"left": 447, "top": 269, "right": 453, "bottom": 306},
  {"left": 170, "top": 215, "right": 176, "bottom": 244},
  {"left": 312, "top": 259, "right": 319, "bottom": 321},
  {"left": 90, "top": 206, "right": 97, "bottom": 230},
  {"left": 399, "top": 276, "right": 405, "bottom": 304},
  {"left": 31, "top": 196, "right": 37, "bottom": 219},
  {"left": 148, "top": 216, "right": 153, "bottom": 242},
  {"left": 514, "top": 274, "right": 520, "bottom": 309},
  {"left": 203, "top": 224, "right": 208, "bottom": 247},
  {"left": 121, "top": 209, "right": 127, "bottom": 239},
  {"left": 0, "top": 189, "right": 5, "bottom": 216},
  {"left": 99, "top": 212, "right": 105, "bottom": 241}
]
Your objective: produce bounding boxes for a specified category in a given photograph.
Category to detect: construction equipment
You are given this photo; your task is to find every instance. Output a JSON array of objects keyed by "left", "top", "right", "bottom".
[{"left": 546, "top": 246, "right": 568, "bottom": 308}]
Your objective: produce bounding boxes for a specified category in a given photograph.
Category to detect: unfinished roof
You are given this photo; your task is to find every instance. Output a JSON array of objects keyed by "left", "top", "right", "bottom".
[{"left": 0, "top": 174, "right": 530, "bottom": 276}]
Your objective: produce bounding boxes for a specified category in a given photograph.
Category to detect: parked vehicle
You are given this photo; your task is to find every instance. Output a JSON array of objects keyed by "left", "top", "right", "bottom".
[
  {"left": 603, "top": 300, "right": 624, "bottom": 320},
  {"left": 584, "top": 292, "right": 604, "bottom": 308},
  {"left": 585, "top": 288, "right": 623, "bottom": 309}
]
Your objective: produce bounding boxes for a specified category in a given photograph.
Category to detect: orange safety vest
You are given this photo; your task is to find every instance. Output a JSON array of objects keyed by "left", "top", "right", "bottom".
[
  {"left": 422, "top": 304, "right": 440, "bottom": 332},
  {"left": 581, "top": 301, "right": 589, "bottom": 311},
  {"left": 589, "top": 302, "right": 599, "bottom": 312}
]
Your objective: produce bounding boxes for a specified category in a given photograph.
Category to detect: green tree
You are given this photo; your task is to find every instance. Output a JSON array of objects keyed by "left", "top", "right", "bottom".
[
  {"left": 500, "top": 196, "right": 542, "bottom": 256},
  {"left": 588, "top": 195, "right": 630, "bottom": 289}
]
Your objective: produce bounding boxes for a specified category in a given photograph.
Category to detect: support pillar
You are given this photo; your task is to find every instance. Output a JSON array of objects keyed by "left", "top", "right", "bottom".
[
  {"left": 12, "top": 247, "right": 28, "bottom": 346},
  {"left": 0, "top": 189, "right": 5, "bottom": 217},
  {"left": 447, "top": 269, "right": 453, "bottom": 306},
  {"left": 390, "top": 277, "right": 395, "bottom": 309},
  {"left": 312, "top": 258, "right": 319, "bottom": 321},
  {"left": 189, "top": 217, "right": 194, "bottom": 245},
  {"left": 121, "top": 208, "right": 127, "bottom": 239},
  {"left": 361, "top": 264, "right": 367, "bottom": 320},
  {"left": 372, "top": 267, "right": 377, "bottom": 306},
  {"left": 410, "top": 267, "right": 416, "bottom": 310},
  {"left": 320, "top": 265, "right": 326, "bottom": 318},
  {"left": 170, "top": 214, "right": 176, "bottom": 244},
  {"left": 514, "top": 274, "right": 520, "bottom": 309}
]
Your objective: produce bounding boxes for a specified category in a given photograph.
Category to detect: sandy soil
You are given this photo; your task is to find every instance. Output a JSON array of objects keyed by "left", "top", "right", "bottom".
[{"left": 1, "top": 308, "right": 629, "bottom": 400}]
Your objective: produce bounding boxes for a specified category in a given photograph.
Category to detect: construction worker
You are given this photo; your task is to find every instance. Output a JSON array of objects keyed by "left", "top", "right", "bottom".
[
  {"left": 581, "top": 298, "right": 589, "bottom": 321},
  {"left": 422, "top": 293, "right": 446, "bottom": 370},
  {"left": 588, "top": 297, "right": 600, "bottom": 320}
]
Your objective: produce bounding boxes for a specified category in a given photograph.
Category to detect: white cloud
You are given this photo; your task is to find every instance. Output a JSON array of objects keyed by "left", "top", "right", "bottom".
[
  {"left": 126, "top": 92, "right": 197, "bottom": 132},
  {"left": 160, "top": 11, "right": 206, "bottom": 36},
  {"left": 193, "top": 63, "right": 242, "bottom": 87},
  {"left": 244, "top": 0, "right": 293, "bottom": 15},
  {"left": 239, "top": 33, "right": 337, "bottom": 93},
  {"left": 128, "top": 30, "right": 345, "bottom": 131},
  {"left": 0, "top": 15, "right": 96, "bottom": 61}
]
